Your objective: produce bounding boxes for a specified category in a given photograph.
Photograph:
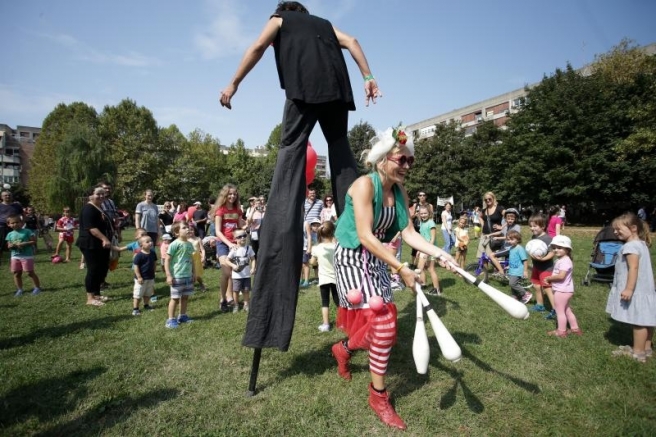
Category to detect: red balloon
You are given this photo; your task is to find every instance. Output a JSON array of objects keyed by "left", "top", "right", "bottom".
[{"left": 306, "top": 141, "right": 317, "bottom": 185}]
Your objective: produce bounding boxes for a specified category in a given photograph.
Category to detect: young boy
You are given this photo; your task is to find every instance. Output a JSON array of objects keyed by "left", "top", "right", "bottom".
[
  {"left": 488, "top": 208, "right": 521, "bottom": 276},
  {"left": 164, "top": 222, "right": 196, "bottom": 328},
  {"left": 6, "top": 215, "right": 42, "bottom": 296},
  {"left": 454, "top": 216, "right": 469, "bottom": 269},
  {"left": 132, "top": 235, "right": 157, "bottom": 315},
  {"left": 416, "top": 205, "right": 441, "bottom": 295},
  {"left": 225, "top": 229, "right": 256, "bottom": 313},
  {"left": 506, "top": 230, "right": 532, "bottom": 303},
  {"left": 54, "top": 207, "right": 77, "bottom": 262},
  {"left": 301, "top": 218, "right": 321, "bottom": 288},
  {"left": 116, "top": 228, "right": 148, "bottom": 255},
  {"left": 528, "top": 213, "right": 556, "bottom": 319}
]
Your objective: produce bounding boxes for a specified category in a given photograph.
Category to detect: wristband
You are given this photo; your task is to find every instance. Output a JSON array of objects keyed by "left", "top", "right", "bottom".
[
  {"left": 363, "top": 74, "right": 375, "bottom": 82},
  {"left": 392, "top": 262, "right": 407, "bottom": 274}
]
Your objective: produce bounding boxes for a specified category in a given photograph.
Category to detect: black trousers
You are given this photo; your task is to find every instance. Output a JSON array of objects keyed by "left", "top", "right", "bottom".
[
  {"left": 243, "top": 99, "right": 358, "bottom": 351},
  {"left": 80, "top": 248, "right": 110, "bottom": 296}
]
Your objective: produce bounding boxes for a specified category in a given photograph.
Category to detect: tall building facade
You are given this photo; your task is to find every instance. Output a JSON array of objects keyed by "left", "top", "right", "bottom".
[{"left": 0, "top": 124, "right": 40, "bottom": 186}]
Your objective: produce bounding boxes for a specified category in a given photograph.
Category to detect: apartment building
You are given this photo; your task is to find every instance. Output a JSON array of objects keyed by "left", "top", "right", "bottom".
[{"left": 0, "top": 124, "right": 40, "bottom": 186}]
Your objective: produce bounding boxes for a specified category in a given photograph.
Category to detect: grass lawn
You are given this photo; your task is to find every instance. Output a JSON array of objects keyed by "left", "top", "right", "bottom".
[{"left": 1, "top": 226, "right": 656, "bottom": 436}]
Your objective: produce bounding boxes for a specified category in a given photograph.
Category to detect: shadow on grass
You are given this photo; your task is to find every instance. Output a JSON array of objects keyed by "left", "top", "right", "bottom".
[
  {"left": 603, "top": 318, "right": 633, "bottom": 346},
  {"left": 0, "top": 366, "right": 107, "bottom": 428},
  {"left": 0, "top": 315, "right": 131, "bottom": 350},
  {"left": 35, "top": 387, "right": 179, "bottom": 437}
]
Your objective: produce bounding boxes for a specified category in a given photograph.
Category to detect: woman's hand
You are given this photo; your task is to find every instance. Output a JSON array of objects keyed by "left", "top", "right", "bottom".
[
  {"left": 102, "top": 239, "right": 111, "bottom": 248},
  {"left": 399, "top": 265, "right": 421, "bottom": 289}
]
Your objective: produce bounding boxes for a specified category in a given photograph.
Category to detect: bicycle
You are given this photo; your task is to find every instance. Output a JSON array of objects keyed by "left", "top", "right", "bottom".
[{"left": 464, "top": 251, "right": 532, "bottom": 290}]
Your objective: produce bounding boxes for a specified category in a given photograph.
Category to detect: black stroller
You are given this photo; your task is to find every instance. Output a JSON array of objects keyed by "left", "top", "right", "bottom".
[{"left": 581, "top": 225, "right": 623, "bottom": 286}]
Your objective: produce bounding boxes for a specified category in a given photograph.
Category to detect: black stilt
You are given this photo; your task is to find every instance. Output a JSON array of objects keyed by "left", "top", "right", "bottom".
[{"left": 246, "top": 348, "right": 262, "bottom": 397}]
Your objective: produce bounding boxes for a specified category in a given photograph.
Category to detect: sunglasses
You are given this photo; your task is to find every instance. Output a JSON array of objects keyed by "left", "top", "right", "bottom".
[
  {"left": 325, "top": 198, "right": 333, "bottom": 202},
  {"left": 418, "top": 194, "right": 426, "bottom": 197},
  {"left": 235, "top": 235, "right": 247, "bottom": 240},
  {"left": 387, "top": 155, "right": 415, "bottom": 168},
  {"left": 485, "top": 198, "right": 493, "bottom": 202}
]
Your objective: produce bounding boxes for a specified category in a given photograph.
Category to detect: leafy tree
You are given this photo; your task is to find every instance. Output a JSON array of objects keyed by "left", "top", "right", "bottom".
[
  {"left": 29, "top": 102, "right": 98, "bottom": 212},
  {"left": 47, "top": 123, "right": 115, "bottom": 212},
  {"left": 98, "top": 99, "right": 159, "bottom": 208},
  {"left": 347, "top": 120, "right": 376, "bottom": 175}
]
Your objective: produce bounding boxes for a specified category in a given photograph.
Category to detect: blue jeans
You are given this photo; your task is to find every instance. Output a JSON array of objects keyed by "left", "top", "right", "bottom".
[{"left": 442, "top": 229, "right": 453, "bottom": 252}]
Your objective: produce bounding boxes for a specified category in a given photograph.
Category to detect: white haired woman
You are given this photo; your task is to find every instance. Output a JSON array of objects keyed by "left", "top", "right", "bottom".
[{"left": 331, "top": 127, "right": 456, "bottom": 430}]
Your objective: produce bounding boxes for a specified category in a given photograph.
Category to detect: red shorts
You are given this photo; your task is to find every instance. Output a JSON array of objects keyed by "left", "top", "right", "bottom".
[
  {"left": 11, "top": 257, "right": 35, "bottom": 273},
  {"left": 531, "top": 266, "right": 552, "bottom": 288},
  {"left": 59, "top": 233, "right": 74, "bottom": 243}
]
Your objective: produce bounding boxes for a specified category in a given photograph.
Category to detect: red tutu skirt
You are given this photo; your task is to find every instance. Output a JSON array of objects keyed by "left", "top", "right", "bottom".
[{"left": 336, "top": 303, "right": 398, "bottom": 350}]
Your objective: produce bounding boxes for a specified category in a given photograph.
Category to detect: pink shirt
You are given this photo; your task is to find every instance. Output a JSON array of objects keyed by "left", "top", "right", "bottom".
[
  {"left": 551, "top": 256, "right": 574, "bottom": 293},
  {"left": 547, "top": 215, "right": 562, "bottom": 237}
]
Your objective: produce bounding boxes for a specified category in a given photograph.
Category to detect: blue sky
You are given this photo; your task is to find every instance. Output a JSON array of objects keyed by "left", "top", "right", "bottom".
[{"left": 1, "top": 0, "right": 655, "bottom": 158}]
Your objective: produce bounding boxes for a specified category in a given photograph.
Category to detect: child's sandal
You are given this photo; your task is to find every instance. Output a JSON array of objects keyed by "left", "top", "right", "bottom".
[
  {"left": 611, "top": 345, "right": 633, "bottom": 357},
  {"left": 547, "top": 330, "right": 568, "bottom": 338},
  {"left": 567, "top": 328, "right": 583, "bottom": 336}
]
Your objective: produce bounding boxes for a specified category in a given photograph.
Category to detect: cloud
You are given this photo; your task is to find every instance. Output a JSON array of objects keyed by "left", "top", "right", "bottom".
[
  {"left": 193, "top": 0, "right": 254, "bottom": 60},
  {"left": 37, "top": 31, "right": 161, "bottom": 68}
]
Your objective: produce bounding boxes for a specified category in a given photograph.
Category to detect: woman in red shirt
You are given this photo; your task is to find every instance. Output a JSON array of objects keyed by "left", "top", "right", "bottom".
[{"left": 210, "top": 184, "right": 245, "bottom": 312}]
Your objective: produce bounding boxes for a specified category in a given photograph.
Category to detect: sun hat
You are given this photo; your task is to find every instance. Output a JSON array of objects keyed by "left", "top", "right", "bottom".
[{"left": 550, "top": 235, "right": 572, "bottom": 249}]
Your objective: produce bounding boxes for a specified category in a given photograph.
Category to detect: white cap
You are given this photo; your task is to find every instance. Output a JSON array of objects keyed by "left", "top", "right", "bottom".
[
  {"left": 193, "top": 201, "right": 202, "bottom": 206},
  {"left": 550, "top": 235, "right": 572, "bottom": 249}
]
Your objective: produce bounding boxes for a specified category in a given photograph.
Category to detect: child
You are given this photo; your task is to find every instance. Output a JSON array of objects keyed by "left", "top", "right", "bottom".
[
  {"left": 506, "top": 230, "right": 532, "bottom": 304},
  {"left": 488, "top": 208, "right": 521, "bottom": 276},
  {"left": 416, "top": 206, "right": 441, "bottom": 295},
  {"left": 225, "top": 229, "right": 255, "bottom": 313},
  {"left": 384, "top": 231, "right": 403, "bottom": 291},
  {"left": 132, "top": 235, "right": 157, "bottom": 315},
  {"left": 311, "top": 222, "right": 338, "bottom": 331},
  {"left": 6, "top": 215, "right": 42, "bottom": 296},
  {"left": 188, "top": 226, "right": 207, "bottom": 291},
  {"left": 301, "top": 218, "right": 321, "bottom": 288},
  {"left": 454, "top": 216, "right": 469, "bottom": 269},
  {"left": 606, "top": 212, "right": 655, "bottom": 362},
  {"left": 115, "top": 228, "right": 148, "bottom": 254},
  {"left": 544, "top": 235, "right": 579, "bottom": 338},
  {"left": 528, "top": 213, "right": 557, "bottom": 319},
  {"left": 164, "top": 222, "right": 196, "bottom": 328},
  {"left": 159, "top": 233, "right": 172, "bottom": 274},
  {"left": 54, "top": 207, "right": 77, "bottom": 262}
]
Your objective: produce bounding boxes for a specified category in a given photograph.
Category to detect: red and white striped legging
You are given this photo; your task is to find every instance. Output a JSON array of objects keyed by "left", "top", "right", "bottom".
[{"left": 367, "top": 309, "right": 397, "bottom": 375}]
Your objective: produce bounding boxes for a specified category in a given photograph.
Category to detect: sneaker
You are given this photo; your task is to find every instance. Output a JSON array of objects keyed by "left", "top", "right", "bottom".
[
  {"left": 165, "top": 318, "right": 179, "bottom": 329},
  {"left": 32, "top": 288, "right": 41, "bottom": 296},
  {"left": 220, "top": 300, "right": 230, "bottom": 312},
  {"left": 530, "top": 304, "right": 546, "bottom": 312},
  {"left": 232, "top": 304, "right": 239, "bottom": 314},
  {"left": 132, "top": 309, "right": 142, "bottom": 316},
  {"left": 14, "top": 289, "right": 24, "bottom": 297},
  {"left": 177, "top": 314, "right": 193, "bottom": 324},
  {"left": 545, "top": 309, "right": 557, "bottom": 320},
  {"left": 318, "top": 323, "right": 331, "bottom": 332},
  {"left": 300, "top": 281, "right": 310, "bottom": 289},
  {"left": 390, "top": 281, "right": 403, "bottom": 291},
  {"left": 243, "top": 304, "right": 249, "bottom": 313},
  {"left": 150, "top": 295, "right": 158, "bottom": 303},
  {"left": 426, "top": 288, "right": 441, "bottom": 296},
  {"left": 521, "top": 292, "right": 533, "bottom": 304}
]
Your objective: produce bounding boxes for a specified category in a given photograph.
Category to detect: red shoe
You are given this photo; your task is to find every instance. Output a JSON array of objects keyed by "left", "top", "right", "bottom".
[
  {"left": 331, "top": 341, "right": 352, "bottom": 381},
  {"left": 547, "top": 330, "right": 568, "bottom": 338},
  {"left": 368, "top": 383, "right": 407, "bottom": 430},
  {"left": 567, "top": 328, "right": 583, "bottom": 336}
]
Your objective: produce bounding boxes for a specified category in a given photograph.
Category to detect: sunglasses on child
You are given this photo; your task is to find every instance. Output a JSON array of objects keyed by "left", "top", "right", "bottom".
[
  {"left": 387, "top": 155, "right": 415, "bottom": 168},
  {"left": 235, "top": 235, "right": 247, "bottom": 240}
]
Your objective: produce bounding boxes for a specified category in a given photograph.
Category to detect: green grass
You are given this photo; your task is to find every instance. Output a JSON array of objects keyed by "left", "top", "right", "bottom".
[{"left": 1, "top": 227, "right": 656, "bottom": 436}]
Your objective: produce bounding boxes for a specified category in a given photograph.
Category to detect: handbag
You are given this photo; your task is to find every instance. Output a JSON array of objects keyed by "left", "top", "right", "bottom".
[{"left": 485, "top": 211, "right": 505, "bottom": 251}]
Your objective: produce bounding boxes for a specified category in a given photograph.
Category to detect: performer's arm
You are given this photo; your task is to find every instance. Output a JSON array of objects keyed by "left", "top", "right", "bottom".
[
  {"left": 333, "top": 26, "right": 382, "bottom": 106},
  {"left": 220, "top": 17, "right": 282, "bottom": 109}
]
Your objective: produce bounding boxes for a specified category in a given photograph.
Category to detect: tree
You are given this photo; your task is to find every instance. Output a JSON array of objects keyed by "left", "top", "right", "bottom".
[
  {"left": 98, "top": 99, "right": 160, "bottom": 208},
  {"left": 29, "top": 102, "right": 98, "bottom": 212},
  {"left": 48, "top": 123, "right": 115, "bottom": 212},
  {"left": 347, "top": 121, "right": 376, "bottom": 175}
]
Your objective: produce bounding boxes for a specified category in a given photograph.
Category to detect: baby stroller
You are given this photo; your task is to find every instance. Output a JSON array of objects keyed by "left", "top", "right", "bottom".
[
  {"left": 202, "top": 236, "right": 219, "bottom": 269},
  {"left": 581, "top": 225, "right": 623, "bottom": 286}
]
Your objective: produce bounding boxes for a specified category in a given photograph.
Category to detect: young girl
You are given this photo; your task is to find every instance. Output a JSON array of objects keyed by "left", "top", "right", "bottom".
[
  {"left": 606, "top": 212, "right": 655, "bottom": 362},
  {"left": 311, "top": 222, "right": 338, "bottom": 332},
  {"left": 528, "top": 214, "right": 557, "bottom": 319},
  {"left": 544, "top": 235, "right": 580, "bottom": 337},
  {"left": 211, "top": 184, "right": 245, "bottom": 312},
  {"left": 417, "top": 205, "right": 441, "bottom": 295},
  {"left": 546, "top": 205, "right": 563, "bottom": 238},
  {"left": 454, "top": 216, "right": 469, "bottom": 269},
  {"left": 188, "top": 226, "right": 207, "bottom": 291}
]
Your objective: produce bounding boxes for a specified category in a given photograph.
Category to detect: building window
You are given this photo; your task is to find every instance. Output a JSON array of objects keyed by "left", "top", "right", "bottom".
[{"left": 20, "top": 131, "right": 30, "bottom": 138}]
